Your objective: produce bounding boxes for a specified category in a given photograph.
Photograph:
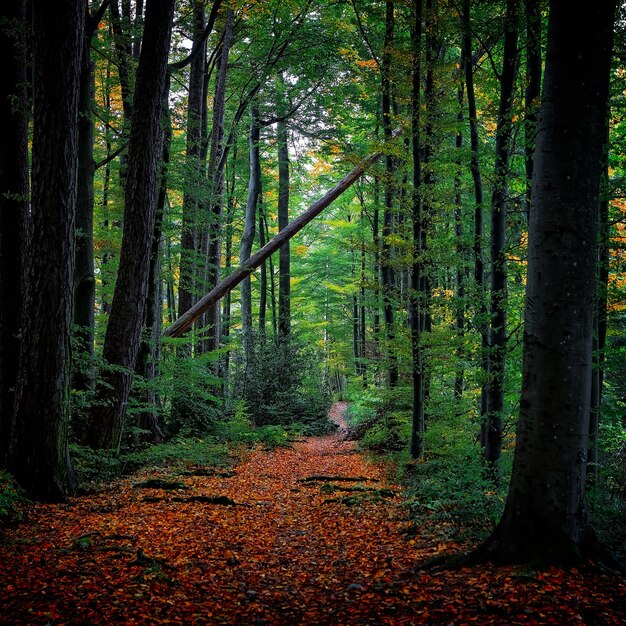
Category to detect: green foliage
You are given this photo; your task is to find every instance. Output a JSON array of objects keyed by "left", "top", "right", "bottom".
[
  {"left": 402, "top": 409, "right": 510, "bottom": 539},
  {"left": 70, "top": 437, "right": 231, "bottom": 486},
  {"left": 232, "top": 335, "right": 333, "bottom": 434},
  {"left": 0, "top": 470, "right": 25, "bottom": 522},
  {"left": 346, "top": 387, "right": 412, "bottom": 452}
]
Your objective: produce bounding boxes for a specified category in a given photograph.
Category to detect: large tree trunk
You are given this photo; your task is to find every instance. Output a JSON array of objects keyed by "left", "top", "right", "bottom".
[
  {"left": 524, "top": 0, "right": 542, "bottom": 211},
  {"left": 484, "top": 0, "right": 519, "bottom": 468},
  {"left": 474, "top": 0, "right": 615, "bottom": 564},
  {"left": 241, "top": 104, "right": 260, "bottom": 364},
  {"left": 0, "top": 1, "right": 29, "bottom": 464},
  {"left": 87, "top": 0, "right": 175, "bottom": 451},
  {"left": 8, "top": 0, "right": 85, "bottom": 501}
]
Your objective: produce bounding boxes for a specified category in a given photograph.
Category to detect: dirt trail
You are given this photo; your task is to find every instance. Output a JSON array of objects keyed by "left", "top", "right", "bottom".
[{"left": 1, "top": 403, "right": 625, "bottom": 624}]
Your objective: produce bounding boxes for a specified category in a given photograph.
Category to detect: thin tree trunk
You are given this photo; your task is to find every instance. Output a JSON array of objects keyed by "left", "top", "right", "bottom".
[
  {"left": 178, "top": 1, "right": 206, "bottom": 323},
  {"left": 462, "top": 0, "right": 489, "bottom": 441},
  {"left": 454, "top": 71, "right": 466, "bottom": 400},
  {"left": 258, "top": 197, "right": 267, "bottom": 336},
  {"left": 74, "top": 9, "right": 105, "bottom": 394},
  {"left": 87, "top": 0, "right": 175, "bottom": 451},
  {"left": 485, "top": 0, "right": 519, "bottom": 468},
  {"left": 241, "top": 104, "right": 260, "bottom": 364},
  {"left": 9, "top": 0, "right": 86, "bottom": 501},
  {"left": 0, "top": 0, "right": 29, "bottom": 464},
  {"left": 202, "top": 10, "right": 234, "bottom": 354},
  {"left": 410, "top": 0, "right": 424, "bottom": 459},
  {"left": 135, "top": 87, "right": 171, "bottom": 445},
  {"left": 381, "top": 0, "right": 398, "bottom": 387},
  {"left": 277, "top": 79, "right": 291, "bottom": 341}
]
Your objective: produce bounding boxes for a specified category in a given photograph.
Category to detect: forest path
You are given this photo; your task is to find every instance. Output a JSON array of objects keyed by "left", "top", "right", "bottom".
[{"left": 1, "top": 403, "right": 625, "bottom": 623}]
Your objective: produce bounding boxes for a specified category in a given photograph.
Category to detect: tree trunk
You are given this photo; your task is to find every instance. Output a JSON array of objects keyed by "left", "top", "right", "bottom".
[
  {"left": 87, "top": 0, "right": 175, "bottom": 451},
  {"left": 202, "top": 10, "right": 234, "bottom": 354},
  {"left": 0, "top": 1, "right": 29, "bottom": 464},
  {"left": 135, "top": 88, "right": 171, "bottom": 445},
  {"left": 381, "top": 0, "right": 398, "bottom": 387},
  {"left": 277, "top": 80, "right": 291, "bottom": 341},
  {"left": 241, "top": 104, "right": 260, "bottom": 364},
  {"left": 524, "top": 0, "right": 541, "bottom": 212},
  {"left": 454, "top": 71, "right": 466, "bottom": 400},
  {"left": 410, "top": 0, "right": 424, "bottom": 459},
  {"left": 462, "top": 0, "right": 489, "bottom": 441},
  {"left": 474, "top": 0, "right": 615, "bottom": 565},
  {"left": 164, "top": 137, "right": 396, "bottom": 338},
  {"left": 8, "top": 0, "right": 86, "bottom": 501},
  {"left": 73, "top": 11, "right": 103, "bottom": 394},
  {"left": 258, "top": 197, "right": 267, "bottom": 336},
  {"left": 178, "top": 1, "right": 206, "bottom": 323},
  {"left": 485, "top": 0, "right": 519, "bottom": 468}
]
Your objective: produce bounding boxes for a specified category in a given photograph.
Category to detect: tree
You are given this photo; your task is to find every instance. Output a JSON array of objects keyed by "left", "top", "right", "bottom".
[
  {"left": 473, "top": 0, "right": 616, "bottom": 564},
  {"left": 8, "top": 0, "right": 86, "bottom": 501},
  {"left": 87, "top": 0, "right": 175, "bottom": 451},
  {"left": 485, "top": 0, "right": 519, "bottom": 468},
  {"left": 0, "top": 1, "right": 29, "bottom": 464}
]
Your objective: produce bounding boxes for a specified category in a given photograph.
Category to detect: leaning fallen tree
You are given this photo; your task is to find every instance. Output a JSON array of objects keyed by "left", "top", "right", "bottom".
[{"left": 164, "top": 133, "right": 400, "bottom": 338}]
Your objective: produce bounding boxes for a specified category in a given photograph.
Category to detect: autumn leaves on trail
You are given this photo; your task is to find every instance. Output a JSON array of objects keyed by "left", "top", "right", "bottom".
[{"left": 1, "top": 404, "right": 625, "bottom": 624}]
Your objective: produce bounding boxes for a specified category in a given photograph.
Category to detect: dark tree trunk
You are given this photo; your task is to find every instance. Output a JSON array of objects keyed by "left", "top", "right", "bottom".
[
  {"left": 485, "top": 0, "right": 519, "bottom": 468},
  {"left": 74, "top": 9, "right": 106, "bottom": 394},
  {"left": 258, "top": 198, "right": 267, "bottom": 336},
  {"left": 0, "top": 1, "right": 29, "bottom": 464},
  {"left": 475, "top": 0, "right": 615, "bottom": 565},
  {"left": 381, "top": 0, "right": 398, "bottom": 387},
  {"left": 454, "top": 71, "right": 466, "bottom": 400},
  {"left": 178, "top": 1, "right": 206, "bottom": 322},
  {"left": 241, "top": 104, "right": 260, "bottom": 363},
  {"left": 202, "top": 10, "right": 234, "bottom": 354},
  {"left": 135, "top": 87, "right": 171, "bottom": 445},
  {"left": 87, "top": 0, "right": 175, "bottom": 451},
  {"left": 524, "top": 0, "right": 542, "bottom": 211},
  {"left": 410, "top": 0, "right": 424, "bottom": 459},
  {"left": 462, "top": 0, "right": 489, "bottom": 440},
  {"left": 277, "top": 81, "right": 291, "bottom": 341},
  {"left": 8, "top": 0, "right": 85, "bottom": 501}
]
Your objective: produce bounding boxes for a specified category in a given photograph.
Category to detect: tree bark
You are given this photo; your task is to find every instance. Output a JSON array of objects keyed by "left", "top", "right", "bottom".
[
  {"left": 475, "top": 0, "right": 615, "bottom": 564},
  {"left": 74, "top": 8, "right": 107, "bottom": 394},
  {"left": 410, "top": 0, "right": 424, "bottom": 459},
  {"left": 381, "top": 0, "right": 398, "bottom": 388},
  {"left": 277, "top": 78, "right": 291, "bottom": 341},
  {"left": 8, "top": 0, "right": 86, "bottom": 501},
  {"left": 241, "top": 104, "right": 260, "bottom": 364},
  {"left": 462, "top": 0, "right": 489, "bottom": 440},
  {"left": 201, "top": 10, "right": 234, "bottom": 354},
  {"left": 178, "top": 1, "right": 206, "bottom": 323},
  {"left": 0, "top": 1, "right": 29, "bottom": 464},
  {"left": 87, "top": 0, "right": 175, "bottom": 451},
  {"left": 485, "top": 0, "right": 519, "bottom": 468}
]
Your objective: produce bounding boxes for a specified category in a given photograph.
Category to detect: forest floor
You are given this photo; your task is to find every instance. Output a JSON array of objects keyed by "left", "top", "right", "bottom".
[{"left": 1, "top": 403, "right": 625, "bottom": 624}]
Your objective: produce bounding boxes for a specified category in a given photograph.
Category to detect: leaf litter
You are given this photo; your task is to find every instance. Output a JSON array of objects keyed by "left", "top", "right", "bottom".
[{"left": 0, "top": 403, "right": 624, "bottom": 624}]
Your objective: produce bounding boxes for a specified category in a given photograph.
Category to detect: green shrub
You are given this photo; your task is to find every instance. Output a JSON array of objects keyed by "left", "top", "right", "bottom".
[
  {"left": 231, "top": 335, "right": 332, "bottom": 432},
  {"left": 0, "top": 470, "right": 25, "bottom": 522}
]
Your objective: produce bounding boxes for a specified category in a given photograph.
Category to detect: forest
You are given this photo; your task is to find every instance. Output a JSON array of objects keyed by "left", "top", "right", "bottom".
[{"left": 1, "top": 0, "right": 626, "bottom": 623}]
